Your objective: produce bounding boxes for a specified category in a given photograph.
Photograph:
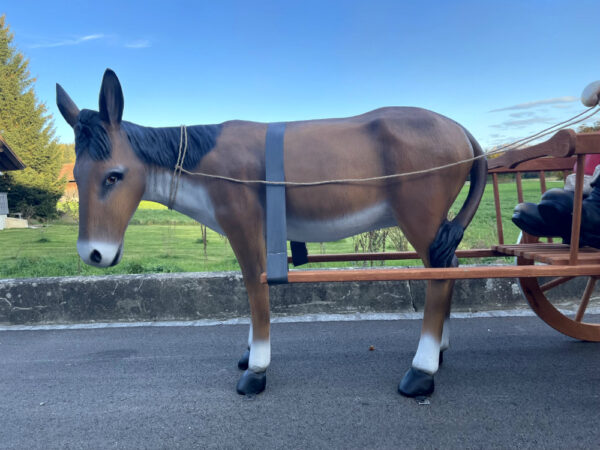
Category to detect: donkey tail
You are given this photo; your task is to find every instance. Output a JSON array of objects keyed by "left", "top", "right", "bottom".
[{"left": 428, "top": 128, "right": 487, "bottom": 268}]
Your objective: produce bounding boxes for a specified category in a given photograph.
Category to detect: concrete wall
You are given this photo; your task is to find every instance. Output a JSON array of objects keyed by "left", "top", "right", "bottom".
[
  {"left": 1, "top": 269, "right": 597, "bottom": 325},
  {"left": 4, "top": 217, "right": 28, "bottom": 229}
]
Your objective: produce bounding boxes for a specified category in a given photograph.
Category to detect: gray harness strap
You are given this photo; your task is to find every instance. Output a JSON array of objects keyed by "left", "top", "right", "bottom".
[
  {"left": 265, "top": 123, "right": 289, "bottom": 284},
  {"left": 265, "top": 123, "right": 309, "bottom": 284}
]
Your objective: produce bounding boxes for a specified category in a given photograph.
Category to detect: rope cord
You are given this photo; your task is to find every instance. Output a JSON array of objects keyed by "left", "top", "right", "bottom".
[
  {"left": 170, "top": 106, "right": 600, "bottom": 188},
  {"left": 167, "top": 125, "right": 188, "bottom": 209}
]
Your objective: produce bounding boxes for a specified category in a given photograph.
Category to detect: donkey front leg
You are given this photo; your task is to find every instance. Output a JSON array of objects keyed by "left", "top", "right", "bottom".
[
  {"left": 399, "top": 278, "right": 455, "bottom": 397},
  {"left": 237, "top": 326, "right": 251, "bottom": 370},
  {"left": 218, "top": 203, "right": 271, "bottom": 395},
  {"left": 235, "top": 274, "right": 271, "bottom": 395}
]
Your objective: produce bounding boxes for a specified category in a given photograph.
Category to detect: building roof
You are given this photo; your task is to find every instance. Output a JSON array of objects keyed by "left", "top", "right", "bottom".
[{"left": 0, "top": 135, "right": 26, "bottom": 171}]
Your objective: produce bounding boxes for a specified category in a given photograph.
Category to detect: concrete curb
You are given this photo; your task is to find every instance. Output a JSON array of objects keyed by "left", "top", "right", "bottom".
[{"left": 0, "top": 267, "right": 598, "bottom": 325}]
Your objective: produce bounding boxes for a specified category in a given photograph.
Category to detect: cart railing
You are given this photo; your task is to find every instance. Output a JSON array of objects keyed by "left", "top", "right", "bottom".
[{"left": 489, "top": 130, "right": 600, "bottom": 265}]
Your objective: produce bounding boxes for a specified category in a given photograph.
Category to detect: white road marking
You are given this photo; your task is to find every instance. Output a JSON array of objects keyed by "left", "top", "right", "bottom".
[{"left": 2, "top": 308, "right": 598, "bottom": 331}]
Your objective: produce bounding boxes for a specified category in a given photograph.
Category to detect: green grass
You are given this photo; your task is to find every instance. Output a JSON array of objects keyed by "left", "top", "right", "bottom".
[
  {"left": 0, "top": 179, "right": 563, "bottom": 279},
  {"left": 454, "top": 177, "right": 563, "bottom": 249}
]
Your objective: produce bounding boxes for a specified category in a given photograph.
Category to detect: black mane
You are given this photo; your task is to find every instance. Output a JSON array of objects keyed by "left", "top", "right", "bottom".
[
  {"left": 75, "top": 110, "right": 112, "bottom": 160},
  {"left": 74, "top": 109, "right": 222, "bottom": 170}
]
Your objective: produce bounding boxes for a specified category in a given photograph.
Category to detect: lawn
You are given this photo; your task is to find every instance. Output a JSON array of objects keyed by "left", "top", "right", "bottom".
[{"left": 0, "top": 178, "right": 562, "bottom": 279}]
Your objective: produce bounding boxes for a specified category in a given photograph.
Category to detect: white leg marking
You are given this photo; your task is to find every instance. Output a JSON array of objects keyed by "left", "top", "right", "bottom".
[
  {"left": 247, "top": 324, "right": 253, "bottom": 348},
  {"left": 412, "top": 333, "right": 440, "bottom": 375},
  {"left": 248, "top": 339, "right": 271, "bottom": 373},
  {"left": 440, "top": 319, "right": 450, "bottom": 352}
]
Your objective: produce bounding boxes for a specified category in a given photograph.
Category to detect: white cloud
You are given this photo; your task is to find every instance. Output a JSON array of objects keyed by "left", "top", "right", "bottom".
[
  {"left": 29, "top": 34, "right": 105, "bottom": 49},
  {"left": 508, "top": 111, "right": 536, "bottom": 119},
  {"left": 125, "top": 39, "right": 151, "bottom": 49},
  {"left": 491, "top": 116, "right": 555, "bottom": 129},
  {"left": 489, "top": 96, "right": 578, "bottom": 112},
  {"left": 80, "top": 34, "right": 104, "bottom": 42},
  {"left": 28, "top": 34, "right": 150, "bottom": 50}
]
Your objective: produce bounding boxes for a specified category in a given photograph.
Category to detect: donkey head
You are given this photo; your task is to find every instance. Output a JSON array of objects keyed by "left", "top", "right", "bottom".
[{"left": 57, "top": 69, "right": 146, "bottom": 267}]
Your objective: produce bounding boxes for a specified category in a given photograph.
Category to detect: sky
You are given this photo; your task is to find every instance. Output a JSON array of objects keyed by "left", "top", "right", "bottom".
[{"left": 2, "top": 0, "right": 600, "bottom": 150}]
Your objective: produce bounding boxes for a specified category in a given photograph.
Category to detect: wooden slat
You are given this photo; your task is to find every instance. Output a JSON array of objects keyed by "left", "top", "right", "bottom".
[
  {"left": 539, "top": 171, "right": 547, "bottom": 193},
  {"left": 287, "top": 249, "right": 502, "bottom": 264},
  {"left": 488, "top": 156, "right": 575, "bottom": 174},
  {"left": 494, "top": 244, "right": 569, "bottom": 250},
  {"left": 492, "top": 173, "right": 504, "bottom": 245},
  {"left": 535, "top": 252, "right": 600, "bottom": 265},
  {"left": 575, "top": 277, "right": 597, "bottom": 322},
  {"left": 487, "top": 129, "right": 576, "bottom": 170},
  {"left": 539, "top": 171, "right": 552, "bottom": 243},
  {"left": 569, "top": 154, "right": 586, "bottom": 265},
  {"left": 492, "top": 244, "right": 569, "bottom": 257},
  {"left": 260, "top": 264, "right": 600, "bottom": 284},
  {"left": 493, "top": 243, "right": 600, "bottom": 264},
  {"left": 517, "top": 246, "right": 573, "bottom": 259},
  {"left": 575, "top": 132, "right": 600, "bottom": 154},
  {"left": 516, "top": 172, "right": 524, "bottom": 203},
  {"left": 540, "top": 276, "right": 575, "bottom": 292}
]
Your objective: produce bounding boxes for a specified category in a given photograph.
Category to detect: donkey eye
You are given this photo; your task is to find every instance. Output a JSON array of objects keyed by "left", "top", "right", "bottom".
[{"left": 104, "top": 172, "right": 123, "bottom": 186}]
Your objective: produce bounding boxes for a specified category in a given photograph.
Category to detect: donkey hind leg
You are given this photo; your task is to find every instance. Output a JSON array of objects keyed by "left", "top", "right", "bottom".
[
  {"left": 398, "top": 278, "right": 456, "bottom": 397},
  {"left": 393, "top": 201, "right": 460, "bottom": 398},
  {"left": 439, "top": 316, "right": 451, "bottom": 366},
  {"left": 430, "top": 271, "right": 455, "bottom": 369}
]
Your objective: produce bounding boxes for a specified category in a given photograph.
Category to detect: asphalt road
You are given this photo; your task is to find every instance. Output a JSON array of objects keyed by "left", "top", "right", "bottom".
[{"left": 1, "top": 316, "right": 599, "bottom": 449}]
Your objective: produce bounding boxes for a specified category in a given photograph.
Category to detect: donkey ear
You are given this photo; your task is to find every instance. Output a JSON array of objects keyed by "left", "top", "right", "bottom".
[
  {"left": 98, "top": 68, "right": 124, "bottom": 125},
  {"left": 56, "top": 83, "right": 80, "bottom": 128}
]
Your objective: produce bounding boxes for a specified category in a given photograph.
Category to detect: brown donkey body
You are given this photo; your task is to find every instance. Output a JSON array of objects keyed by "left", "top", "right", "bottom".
[{"left": 57, "top": 69, "right": 486, "bottom": 397}]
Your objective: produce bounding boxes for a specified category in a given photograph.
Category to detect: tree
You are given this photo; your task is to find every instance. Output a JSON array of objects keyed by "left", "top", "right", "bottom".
[
  {"left": 578, "top": 121, "right": 600, "bottom": 134},
  {"left": 0, "top": 14, "right": 64, "bottom": 219},
  {"left": 58, "top": 143, "right": 75, "bottom": 164}
]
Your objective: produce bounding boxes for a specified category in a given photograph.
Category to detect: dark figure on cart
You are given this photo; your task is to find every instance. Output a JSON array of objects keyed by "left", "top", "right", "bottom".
[{"left": 512, "top": 80, "right": 600, "bottom": 246}]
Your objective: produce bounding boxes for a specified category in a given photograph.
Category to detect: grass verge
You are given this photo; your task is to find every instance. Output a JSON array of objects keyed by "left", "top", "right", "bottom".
[{"left": 0, "top": 179, "right": 562, "bottom": 278}]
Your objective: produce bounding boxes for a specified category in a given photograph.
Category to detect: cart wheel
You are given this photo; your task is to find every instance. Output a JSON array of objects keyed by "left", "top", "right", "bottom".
[{"left": 517, "top": 255, "right": 600, "bottom": 342}]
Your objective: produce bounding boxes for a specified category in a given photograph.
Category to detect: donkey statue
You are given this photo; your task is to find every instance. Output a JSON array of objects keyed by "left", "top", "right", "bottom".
[{"left": 57, "top": 69, "right": 487, "bottom": 397}]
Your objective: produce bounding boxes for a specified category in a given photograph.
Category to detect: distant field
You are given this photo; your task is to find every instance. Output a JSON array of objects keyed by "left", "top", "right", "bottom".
[{"left": 0, "top": 179, "right": 562, "bottom": 279}]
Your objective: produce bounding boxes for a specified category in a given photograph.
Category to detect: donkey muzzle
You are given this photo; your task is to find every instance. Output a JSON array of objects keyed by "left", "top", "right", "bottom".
[{"left": 77, "top": 240, "right": 123, "bottom": 268}]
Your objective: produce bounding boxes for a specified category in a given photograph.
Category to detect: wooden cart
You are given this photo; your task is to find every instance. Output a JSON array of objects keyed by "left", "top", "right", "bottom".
[{"left": 261, "top": 129, "right": 600, "bottom": 342}]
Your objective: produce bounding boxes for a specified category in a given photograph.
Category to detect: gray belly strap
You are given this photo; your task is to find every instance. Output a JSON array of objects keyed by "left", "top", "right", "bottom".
[{"left": 265, "top": 122, "right": 308, "bottom": 284}]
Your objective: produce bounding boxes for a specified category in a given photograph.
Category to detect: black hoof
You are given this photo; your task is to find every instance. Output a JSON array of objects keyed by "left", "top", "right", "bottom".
[
  {"left": 236, "top": 369, "right": 266, "bottom": 395},
  {"left": 439, "top": 350, "right": 445, "bottom": 366},
  {"left": 398, "top": 367, "right": 434, "bottom": 397},
  {"left": 237, "top": 349, "right": 250, "bottom": 370}
]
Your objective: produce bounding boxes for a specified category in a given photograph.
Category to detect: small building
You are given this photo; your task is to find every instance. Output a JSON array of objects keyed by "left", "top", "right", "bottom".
[
  {"left": 0, "top": 192, "right": 7, "bottom": 229},
  {"left": 0, "top": 134, "right": 27, "bottom": 230},
  {"left": 59, "top": 162, "right": 78, "bottom": 200}
]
